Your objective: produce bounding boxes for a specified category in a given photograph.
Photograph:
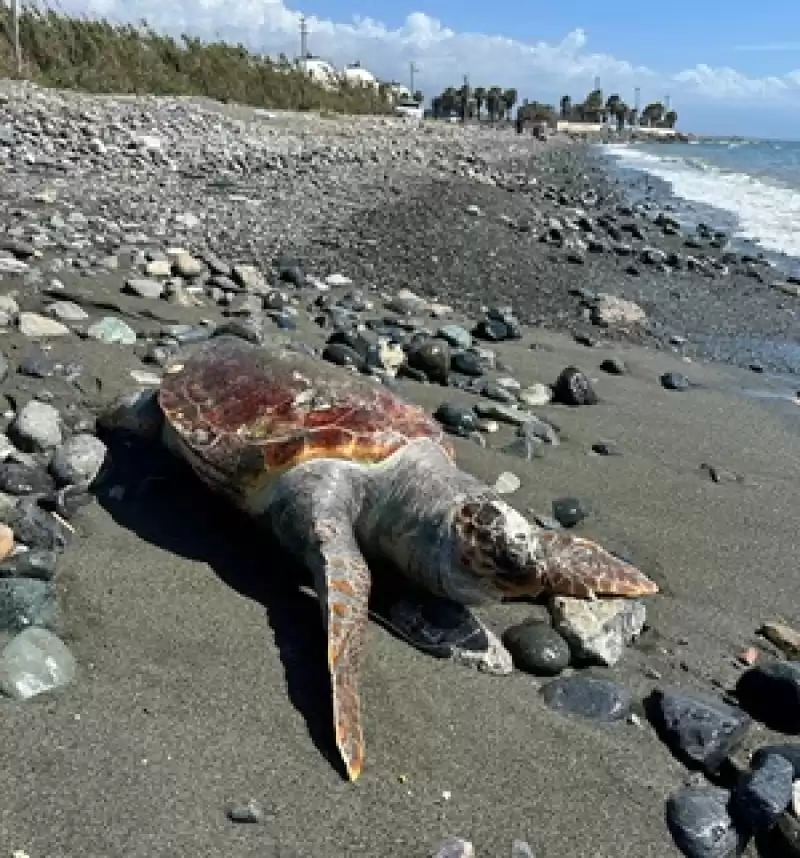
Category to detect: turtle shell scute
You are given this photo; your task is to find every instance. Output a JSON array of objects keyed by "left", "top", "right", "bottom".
[{"left": 158, "top": 335, "right": 452, "bottom": 479}]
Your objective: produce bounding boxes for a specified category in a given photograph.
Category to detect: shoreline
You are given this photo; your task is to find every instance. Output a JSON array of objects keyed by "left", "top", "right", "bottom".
[{"left": 0, "top": 84, "right": 798, "bottom": 858}]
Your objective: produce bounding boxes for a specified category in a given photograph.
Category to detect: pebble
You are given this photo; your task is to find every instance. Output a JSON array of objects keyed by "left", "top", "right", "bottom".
[
  {"left": 226, "top": 799, "right": 265, "bottom": 823},
  {"left": 732, "top": 751, "right": 794, "bottom": 833},
  {"left": 87, "top": 316, "right": 137, "bottom": 345},
  {"left": 50, "top": 434, "right": 108, "bottom": 486},
  {"left": 599, "top": 357, "right": 627, "bottom": 375},
  {"left": 517, "top": 383, "right": 552, "bottom": 407},
  {"left": 432, "top": 838, "right": 475, "bottom": 858},
  {"left": 736, "top": 660, "right": 800, "bottom": 733},
  {"left": 0, "top": 626, "right": 77, "bottom": 699},
  {"left": 492, "top": 471, "right": 521, "bottom": 495},
  {"left": 0, "top": 577, "right": 57, "bottom": 633},
  {"left": 437, "top": 325, "right": 472, "bottom": 349},
  {"left": 10, "top": 400, "right": 63, "bottom": 451},
  {"left": 647, "top": 688, "right": 752, "bottom": 773},
  {"left": 550, "top": 597, "right": 647, "bottom": 666},
  {"left": 540, "top": 675, "right": 631, "bottom": 722},
  {"left": 18, "top": 312, "right": 70, "bottom": 338},
  {"left": 552, "top": 366, "right": 598, "bottom": 405},
  {"left": 661, "top": 371, "right": 691, "bottom": 391},
  {"left": 666, "top": 786, "right": 743, "bottom": 858},
  {"left": 502, "top": 620, "right": 571, "bottom": 675},
  {"left": 551, "top": 497, "right": 587, "bottom": 528}
]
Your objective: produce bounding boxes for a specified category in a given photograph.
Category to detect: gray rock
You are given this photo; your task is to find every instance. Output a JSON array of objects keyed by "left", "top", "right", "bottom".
[
  {"left": 47, "top": 300, "right": 89, "bottom": 322},
  {"left": 50, "top": 434, "right": 108, "bottom": 486},
  {"left": 550, "top": 597, "right": 646, "bottom": 666},
  {"left": 432, "top": 837, "right": 475, "bottom": 858},
  {"left": 226, "top": 799, "right": 264, "bottom": 823},
  {"left": 0, "top": 577, "right": 57, "bottom": 633},
  {"left": 648, "top": 688, "right": 752, "bottom": 773},
  {"left": 736, "top": 660, "right": 800, "bottom": 733},
  {"left": 733, "top": 752, "right": 794, "bottom": 833},
  {"left": 0, "top": 626, "right": 76, "bottom": 699},
  {"left": 125, "top": 277, "right": 164, "bottom": 299},
  {"left": 502, "top": 620, "right": 570, "bottom": 676},
  {"left": 541, "top": 675, "right": 631, "bottom": 721},
  {"left": 666, "top": 786, "right": 743, "bottom": 858},
  {"left": 10, "top": 400, "right": 63, "bottom": 451}
]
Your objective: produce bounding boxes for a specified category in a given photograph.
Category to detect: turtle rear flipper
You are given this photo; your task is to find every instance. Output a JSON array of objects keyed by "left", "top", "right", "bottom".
[{"left": 266, "top": 459, "right": 371, "bottom": 781}]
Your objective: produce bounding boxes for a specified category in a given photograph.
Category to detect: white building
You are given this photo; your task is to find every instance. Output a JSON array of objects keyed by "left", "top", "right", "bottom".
[
  {"left": 297, "top": 56, "right": 339, "bottom": 89},
  {"left": 342, "top": 62, "right": 379, "bottom": 89}
]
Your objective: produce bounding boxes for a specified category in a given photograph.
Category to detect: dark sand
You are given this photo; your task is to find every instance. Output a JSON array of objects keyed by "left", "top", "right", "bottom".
[{"left": 0, "top": 316, "right": 798, "bottom": 857}]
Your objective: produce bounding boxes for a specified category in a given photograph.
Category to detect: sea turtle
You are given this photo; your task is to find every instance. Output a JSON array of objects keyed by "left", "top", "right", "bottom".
[{"left": 152, "top": 334, "right": 658, "bottom": 781}]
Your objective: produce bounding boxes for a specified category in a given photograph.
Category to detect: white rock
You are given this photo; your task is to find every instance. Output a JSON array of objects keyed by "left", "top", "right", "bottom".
[
  {"left": 46, "top": 300, "right": 89, "bottom": 322},
  {"left": 591, "top": 294, "right": 647, "bottom": 327},
  {"left": 492, "top": 471, "right": 521, "bottom": 495},
  {"left": 11, "top": 400, "right": 63, "bottom": 451},
  {"left": 17, "top": 312, "right": 70, "bottom": 338},
  {"left": 325, "top": 273, "right": 352, "bottom": 287},
  {"left": 0, "top": 627, "right": 77, "bottom": 700},
  {"left": 518, "top": 383, "right": 553, "bottom": 407},
  {"left": 550, "top": 596, "right": 647, "bottom": 666}
]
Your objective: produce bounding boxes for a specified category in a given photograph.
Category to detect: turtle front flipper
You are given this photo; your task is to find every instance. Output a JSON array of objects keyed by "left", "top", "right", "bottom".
[{"left": 264, "top": 460, "right": 371, "bottom": 781}]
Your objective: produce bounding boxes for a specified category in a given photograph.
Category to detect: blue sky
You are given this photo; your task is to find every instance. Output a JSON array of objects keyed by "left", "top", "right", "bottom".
[{"left": 74, "top": 0, "right": 800, "bottom": 137}]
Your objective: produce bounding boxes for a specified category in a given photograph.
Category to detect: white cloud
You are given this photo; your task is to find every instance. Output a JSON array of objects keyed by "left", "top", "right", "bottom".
[{"left": 55, "top": 0, "right": 800, "bottom": 108}]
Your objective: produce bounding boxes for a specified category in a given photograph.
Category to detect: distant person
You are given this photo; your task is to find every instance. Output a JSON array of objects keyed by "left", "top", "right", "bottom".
[{"left": 515, "top": 115, "right": 524, "bottom": 134}]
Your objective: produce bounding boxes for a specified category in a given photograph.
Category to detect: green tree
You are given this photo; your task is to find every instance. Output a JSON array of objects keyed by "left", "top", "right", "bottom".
[
  {"left": 486, "top": 86, "right": 502, "bottom": 121},
  {"left": 642, "top": 101, "right": 665, "bottom": 126},
  {"left": 503, "top": 87, "right": 518, "bottom": 120},
  {"left": 664, "top": 109, "right": 678, "bottom": 128}
]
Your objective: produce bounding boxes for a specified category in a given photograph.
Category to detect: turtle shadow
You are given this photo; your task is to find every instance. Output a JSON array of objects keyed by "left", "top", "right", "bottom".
[{"left": 93, "top": 431, "right": 347, "bottom": 779}]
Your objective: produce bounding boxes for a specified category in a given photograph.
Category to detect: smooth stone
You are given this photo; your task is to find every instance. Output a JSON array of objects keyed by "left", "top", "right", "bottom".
[
  {"left": 50, "top": 434, "right": 108, "bottom": 486},
  {"left": 125, "top": 278, "right": 164, "bottom": 299},
  {"left": 0, "top": 626, "right": 76, "bottom": 700},
  {"left": 600, "top": 357, "right": 627, "bottom": 375},
  {"left": 451, "top": 350, "right": 485, "bottom": 377},
  {"left": 437, "top": 325, "right": 472, "bottom": 350},
  {"left": 553, "top": 366, "right": 598, "bottom": 405},
  {"left": 0, "top": 549, "right": 58, "bottom": 580},
  {"left": 511, "top": 841, "right": 536, "bottom": 858},
  {"left": 732, "top": 752, "right": 794, "bottom": 833},
  {"left": 18, "top": 312, "right": 70, "bottom": 338},
  {"left": 647, "top": 688, "right": 752, "bottom": 773},
  {"left": 492, "top": 471, "right": 521, "bottom": 495},
  {"left": 434, "top": 403, "right": 478, "bottom": 435},
  {"left": 10, "top": 400, "right": 63, "bottom": 451},
  {"left": 473, "top": 318, "right": 510, "bottom": 342},
  {"left": 46, "top": 301, "right": 88, "bottom": 323},
  {"left": 87, "top": 316, "right": 137, "bottom": 345},
  {"left": 751, "top": 744, "right": 800, "bottom": 778},
  {"left": 432, "top": 837, "right": 475, "bottom": 858},
  {"left": 473, "top": 402, "right": 531, "bottom": 426},
  {"left": 0, "top": 463, "right": 55, "bottom": 495},
  {"left": 518, "top": 383, "right": 552, "bottom": 407},
  {"left": 6, "top": 499, "right": 71, "bottom": 551},
  {"left": 0, "top": 577, "right": 57, "bottom": 632},
  {"left": 502, "top": 620, "right": 570, "bottom": 676},
  {"left": 540, "top": 675, "right": 631, "bottom": 722},
  {"left": 662, "top": 371, "right": 691, "bottom": 391},
  {"left": 321, "top": 343, "right": 365, "bottom": 371},
  {"left": 407, "top": 339, "right": 450, "bottom": 384},
  {"left": 226, "top": 800, "right": 264, "bottom": 823},
  {"left": 736, "top": 661, "right": 800, "bottom": 733},
  {"left": 666, "top": 786, "right": 743, "bottom": 858},
  {"left": 551, "top": 497, "right": 587, "bottom": 528}
]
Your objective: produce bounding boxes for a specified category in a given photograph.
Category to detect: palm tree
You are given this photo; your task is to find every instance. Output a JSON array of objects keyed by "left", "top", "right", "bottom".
[
  {"left": 473, "top": 86, "right": 487, "bottom": 120},
  {"left": 664, "top": 109, "right": 678, "bottom": 128},
  {"left": 560, "top": 94, "right": 572, "bottom": 119},
  {"left": 503, "top": 88, "right": 518, "bottom": 120},
  {"left": 486, "top": 86, "right": 502, "bottom": 121},
  {"left": 642, "top": 101, "right": 665, "bottom": 127},
  {"left": 413, "top": 89, "right": 424, "bottom": 105}
]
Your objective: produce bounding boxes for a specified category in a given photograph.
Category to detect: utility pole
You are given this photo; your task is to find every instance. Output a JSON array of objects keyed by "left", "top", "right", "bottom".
[
  {"left": 299, "top": 15, "right": 308, "bottom": 59},
  {"left": 13, "top": 0, "right": 21, "bottom": 76},
  {"left": 594, "top": 75, "right": 601, "bottom": 93},
  {"left": 664, "top": 93, "right": 671, "bottom": 111},
  {"left": 461, "top": 73, "right": 470, "bottom": 123},
  {"left": 409, "top": 61, "right": 418, "bottom": 97},
  {"left": 634, "top": 86, "right": 641, "bottom": 124}
]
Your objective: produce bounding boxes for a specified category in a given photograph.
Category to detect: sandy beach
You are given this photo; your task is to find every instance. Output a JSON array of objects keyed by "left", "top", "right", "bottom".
[{"left": 0, "top": 82, "right": 797, "bottom": 858}]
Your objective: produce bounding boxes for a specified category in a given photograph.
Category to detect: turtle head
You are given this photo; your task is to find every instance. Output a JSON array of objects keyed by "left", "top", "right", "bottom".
[{"left": 444, "top": 496, "right": 659, "bottom": 602}]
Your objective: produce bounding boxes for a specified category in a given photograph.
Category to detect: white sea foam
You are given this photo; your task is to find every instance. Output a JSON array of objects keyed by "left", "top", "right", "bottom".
[{"left": 604, "top": 143, "right": 800, "bottom": 260}]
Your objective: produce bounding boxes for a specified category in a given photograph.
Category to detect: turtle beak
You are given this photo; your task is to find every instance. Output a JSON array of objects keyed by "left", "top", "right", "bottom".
[
  {"left": 531, "top": 530, "right": 659, "bottom": 598},
  {"left": 493, "top": 529, "right": 659, "bottom": 599}
]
